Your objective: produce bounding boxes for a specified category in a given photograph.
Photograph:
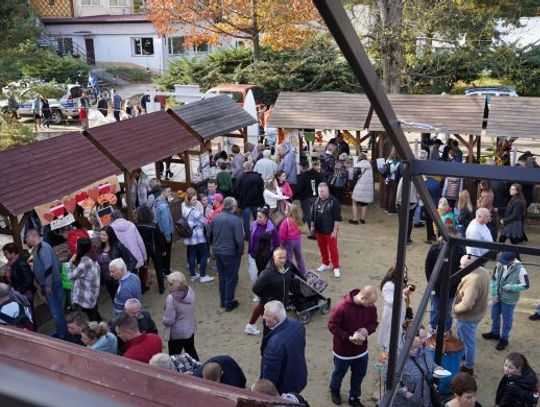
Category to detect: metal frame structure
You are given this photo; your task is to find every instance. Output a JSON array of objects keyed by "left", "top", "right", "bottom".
[{"left": 312, "top": 1, "right": 540, "bottom": 405}]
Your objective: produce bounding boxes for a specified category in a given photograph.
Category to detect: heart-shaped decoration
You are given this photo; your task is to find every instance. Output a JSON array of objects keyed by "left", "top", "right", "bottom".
[
  {"left": 109, "top": 183, "right": 117, "bottom": 193},
  {"left": 43, "top": 212, "right": 55, "bottom": 223},
  {"left": 50, "top": 203, "right": 65, "bottom": 218},
  {"left": 98, "top": 183, "right": 111, "bottom": 194},
  {"left": 87, "top": 187, "right": 99, "bottom": 202},
  {"left": 75, "top": 191, "right": 88, "bottom": 204},
  {"left": 63, "top": 197, "right": 77, "bottom": 214}
]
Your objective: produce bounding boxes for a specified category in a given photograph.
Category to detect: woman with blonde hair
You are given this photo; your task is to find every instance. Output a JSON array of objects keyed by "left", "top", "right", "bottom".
[
  {"left": 455, "top": 190, "right": 474, "bottom": 237},
  {"left": 279, "top": 203, "right": 306, "bottom": 275},
  {"left": 263, "top": 177, "right": 288, "bottom": 227},
  {"left": 81, "top": 321, "right": 118, "bottom": 354},
  {"left": 162, "top": 271, "right": 199, "bottom": 359}
]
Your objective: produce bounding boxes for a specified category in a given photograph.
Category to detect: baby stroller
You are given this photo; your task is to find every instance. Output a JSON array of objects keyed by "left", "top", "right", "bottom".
[{"left": 290, "top": 270, "right": 331, "bottom": 324}]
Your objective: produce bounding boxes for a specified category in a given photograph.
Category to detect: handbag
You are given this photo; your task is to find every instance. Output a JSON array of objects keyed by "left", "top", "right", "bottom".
[
  {"left": 269, "top": 206, "right": 285, "bottom": 228},
  {"left": 139, "top": 262, "right": 152, "bottom": 287},
  {"left": 175, "top": 208, "right": 194, "bottom": 238}
]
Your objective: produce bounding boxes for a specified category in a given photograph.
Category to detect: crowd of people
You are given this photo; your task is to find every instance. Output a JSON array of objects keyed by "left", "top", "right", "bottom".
[{"left": 0, "top": 134, "right": 539, "bottom": 406}]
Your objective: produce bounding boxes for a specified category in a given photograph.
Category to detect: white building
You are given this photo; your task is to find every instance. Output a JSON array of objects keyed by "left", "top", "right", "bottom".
[{"left": 33, "top": 0, "right": 239, "bottom": 72}]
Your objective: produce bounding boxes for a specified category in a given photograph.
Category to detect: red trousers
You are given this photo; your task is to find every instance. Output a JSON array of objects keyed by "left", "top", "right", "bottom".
[{"left": 316, "top": 232, "right": 340, "bottom": 268}]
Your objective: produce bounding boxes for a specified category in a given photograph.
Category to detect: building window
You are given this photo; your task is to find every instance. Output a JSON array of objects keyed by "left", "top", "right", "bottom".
[
  {"left": 132, "top": 37, "right": 154, "bottom": 56},
  {"left": 110, "top": 0, "right": 129, "bottom": 6},
  {"left": 168, "top": 36, "right": 186, "bottom": 55},
  {"left": 195, "top": 41, "right": 209, "bottom": 53},
  {"left": 81, "top": 0, "right": 100, "bottom": 5}
]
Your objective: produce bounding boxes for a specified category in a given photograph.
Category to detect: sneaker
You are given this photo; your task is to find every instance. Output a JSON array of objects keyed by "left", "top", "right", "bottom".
[
  {"left": 359, "top": 219, "right": 366, "bottom": 224},
  {"left": 348, "top": 220, "right": 359, "bottom": 225},
  {"left": 245, "top": 323, "right": 260, "bottom": 335},
  {"left": 347, "top": 397, "right": 364, "bottom": 407},
  {"left": 199, "top": 275, "right": 215, "bottom": 283},
  {"left": 529, "top": 313, "right": 540, "bottom": 321},
  {"left": 333, "top": 268, "right": 341, "bottom": 278},
  {"left": 330, "top": 389, "right": 342, "bottom": 405},
  {"left": 496, "top": 339, "right": 509, "bottom": 351},
  {"left": 190, "top": 273, "right": 201, "bottom": 282},
  {"left": 307, "top": 234, "right": 316, "bottom": 240},
  {"left": 482, "top": 332, "right": 500, "bottom": 340},
  {"left": 460, "top": 365, "right": 474, "bottom": 375},
  {"left": 317, "top": 264, "right": 332, "bottom": 272},
  {"left": 252, "top": 295, "right": 260, "bottom": 303}
]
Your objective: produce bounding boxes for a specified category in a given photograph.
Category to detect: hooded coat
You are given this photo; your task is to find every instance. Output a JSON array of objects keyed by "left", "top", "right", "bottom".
[
  {"left": 351, "top": 159, "right": 374, "bottom": 203},
  {"left": 110, "top": 218, "right": 147, "bottom": 268},
  {"left": 495, "top": 367, "right": 539, "bottom": 407},
  {"left": 278, "top": 143, "right": 298, "bottom": 185},
  {"left": 252, "top": 259, "right": 300, "bottom": 307},
  {"left": 162, "top": 286, "right": 197, "bottom": 340}
]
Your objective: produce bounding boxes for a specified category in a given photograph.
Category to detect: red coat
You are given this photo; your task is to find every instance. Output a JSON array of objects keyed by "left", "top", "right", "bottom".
[
  {"left": 328, "top": 289, "right": 378, "bottom": 357},
  {"left": 123, "top": 333, "right": 162, "bottom": 363}
]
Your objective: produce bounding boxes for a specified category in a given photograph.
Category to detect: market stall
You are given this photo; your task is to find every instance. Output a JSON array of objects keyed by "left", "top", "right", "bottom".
[{"left": 166, "top": 95, "right": 258, "bottom": 187}]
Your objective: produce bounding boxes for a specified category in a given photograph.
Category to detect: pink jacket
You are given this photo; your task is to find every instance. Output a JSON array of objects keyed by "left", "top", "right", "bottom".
[{"left": 279, "top": 217, "right": 302, "bottom": 242}]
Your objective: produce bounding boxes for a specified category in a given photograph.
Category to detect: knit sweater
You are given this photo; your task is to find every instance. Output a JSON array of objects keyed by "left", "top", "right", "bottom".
[{"left": 453, "top": 267, "right": 490, "bottom": 322}]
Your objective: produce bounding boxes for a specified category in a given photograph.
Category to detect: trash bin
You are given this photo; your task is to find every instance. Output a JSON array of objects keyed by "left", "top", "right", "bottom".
[{"left": 427, "top": 334, "right": 464, "bottom": 395}]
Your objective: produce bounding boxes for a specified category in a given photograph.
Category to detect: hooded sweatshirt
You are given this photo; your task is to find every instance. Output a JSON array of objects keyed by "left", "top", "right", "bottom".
[
  {"left": 328, "top": 289, "right": 379, "bottom": 358},
  {"left": 278, "top": 143, "right": 297, "bottom": 185},
  {"left": 110, "top": 218, "right": 147, "bottom": 268},
  {"left": 162, "top": 287, "right": 197, "bottom": 340}
]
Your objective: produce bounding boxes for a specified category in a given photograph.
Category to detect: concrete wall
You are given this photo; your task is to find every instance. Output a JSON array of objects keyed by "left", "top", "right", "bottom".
[{"left": 74, "top": 0, "right": 133, "bottom": 17}]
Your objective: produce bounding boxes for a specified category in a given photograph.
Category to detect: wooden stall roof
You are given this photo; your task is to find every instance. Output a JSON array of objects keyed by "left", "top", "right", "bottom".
[
  {"left": 486, "top": 97, "right": 540, "bottom": 139},
  {"left": 267, "top": 92, "right": 486, "bottom": 135},
  {"left": 170, "top": 95, "right": 258, "bottom": 141},
  {"left": 84, "top": 110, "right": 201, "bottom": 173},
  {"left": 0, "top": 327, "right": 294, "bottom": 407},
  {"left": 368, "top": 94, "right": 486, "bottom": 135},
  {"left": 0, "top": 132, "right": 119, "bottom": 216},
  {"left": 267, "top": 91, "right": 372, "bottom": 131}
]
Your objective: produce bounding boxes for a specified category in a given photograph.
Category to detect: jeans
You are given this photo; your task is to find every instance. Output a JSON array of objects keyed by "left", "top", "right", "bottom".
[
  {"left": 491, "top": 302, "right": 516, "bottom": 341},
  {"left": 456, "top": 319, "right": 479, "bottom": 369},
  {"left": 330, "top": 354, "right": 368, "bottom": 399},
  {"left": 215, "top": 254, "right": 241, "bottom": 308},
  {"left": 315, "top": 232, "right": 339, "bottom": 268},
  {"left": 46, "top": 283, "right": 68, "bottom": 338},
  {"left": 413, "top": 204, "right": 424, "bottom": 224},
  {"left": 429, "top": 294, "right": 455, "bottom": 332},
  {"left": 536, "top": 302, "right": 540, "bottom": 316},
  {"left": 241, "top": 206, "right": 259, "bottom": 238},
  {"left": 301, "top": 197, "right": 316, "bottom": 226},
  {"left": 187, "top": 243, "right": 209, "bottom": 277}
]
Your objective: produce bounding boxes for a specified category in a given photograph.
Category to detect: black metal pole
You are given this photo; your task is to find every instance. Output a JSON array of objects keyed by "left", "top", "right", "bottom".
[
  {"left": 435, "top": 239, "right": 454, "bottom": 365},
  {"left": 381, "top": 241, "right": 450, "bottom": 407},
  {"left": 385, "top": 162, "right": 411, "bottom": 390}
]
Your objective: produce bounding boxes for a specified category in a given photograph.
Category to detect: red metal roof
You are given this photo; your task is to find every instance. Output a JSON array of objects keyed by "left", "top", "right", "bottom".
[
  {"left": 0, "top": 326, "right": 293, "bottom": 406},
  {"left": 84, "top": 110, "right": 201, "bottom": 173},
  {"left": 0, "top": 132, "right": 119, "bottom": 216},
  {"left": 42, "top": 13, "right": 151, "bottom": 24}
]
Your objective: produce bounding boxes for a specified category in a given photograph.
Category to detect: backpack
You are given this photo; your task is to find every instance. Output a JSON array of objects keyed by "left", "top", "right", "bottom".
[
  {"left": 175, "top": 208, "right": 194, "bottom": 238},
  {"left": 0, "top": 290, "right": 33, "bottom": 330}
]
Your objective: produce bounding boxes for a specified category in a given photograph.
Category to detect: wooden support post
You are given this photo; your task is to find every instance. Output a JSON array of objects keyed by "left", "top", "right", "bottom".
[
  {"left": 9, "top": 215, "right": 24, "bottom": 251},
  {"left": 155, "top": 161, "right": 162, "bottom": 180},
  {"left": 183, "top": 151, "right": 192, "bottom": 186},
  {"left": 355, "top": 131, "right": 361, "bottom": 155},
  {"left": 124, "top": 170, "right": 133, "bottom": 221}
]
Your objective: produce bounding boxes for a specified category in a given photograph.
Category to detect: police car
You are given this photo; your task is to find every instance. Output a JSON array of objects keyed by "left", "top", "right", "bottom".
[{"left": 1, "top": 85, "right": 80, "bottom": 124}]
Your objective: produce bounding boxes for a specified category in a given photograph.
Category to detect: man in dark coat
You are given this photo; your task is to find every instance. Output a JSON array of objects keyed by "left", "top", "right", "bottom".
[
  {"left": 233, "top": 161, "right": 265, "bottom": 240},
  {"left": 260, "top": 300, "right": 307, "bottom": 395},
  {"left": 194, "top": 355, "right": 247, "bottom": 388},
  {"left": 294, "top": 161, "right": 323, "bottom": 230},
  {"left": 124, "top": 298, "right": 158, "bottom": 334}
]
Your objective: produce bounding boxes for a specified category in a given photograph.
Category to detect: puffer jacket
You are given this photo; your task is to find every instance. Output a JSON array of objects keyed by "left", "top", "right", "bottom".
[
  {"left": 351, "top": 159, "right": 374, "bottom": 203},
  {"left": 162, "top": 287, "right": 197, "bottom": 340},
  {"left": 110, "top": 218, "right": 147, "bottom": 268},
  {"left": 252, "top": 260, "right": 300, "bottom": 306},
  {"left": 495, "top": 367, "right": 539, "bottom": 407},
  {"left": 491, "top": 260, "right": 529, "bottom": 304}
]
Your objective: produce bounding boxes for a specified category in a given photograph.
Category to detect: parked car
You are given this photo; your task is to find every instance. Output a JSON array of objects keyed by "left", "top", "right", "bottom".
[
  {"left": 0, "top": 85, "right": 80, "bottom": 124},
  {"left": 205, "top": 84, "right": 265, "bottom": 108},
  {"left": 465, "top": 86, "right": 518, "bottom": 108}
]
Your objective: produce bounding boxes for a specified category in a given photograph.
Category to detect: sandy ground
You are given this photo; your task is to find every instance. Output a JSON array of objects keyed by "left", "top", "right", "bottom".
[{"left": 88, "top": 190, "right": 540, "bottom": 407}]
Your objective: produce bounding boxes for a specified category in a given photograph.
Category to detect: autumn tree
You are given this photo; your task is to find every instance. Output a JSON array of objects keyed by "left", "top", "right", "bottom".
[{"left": 147, "top": 0, "right": 321, "bottom": 60}]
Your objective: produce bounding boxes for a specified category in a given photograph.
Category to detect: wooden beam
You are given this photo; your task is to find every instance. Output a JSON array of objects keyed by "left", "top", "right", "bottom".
[{"left": 124, "top": 170, "right": 133, "bottom": 221}]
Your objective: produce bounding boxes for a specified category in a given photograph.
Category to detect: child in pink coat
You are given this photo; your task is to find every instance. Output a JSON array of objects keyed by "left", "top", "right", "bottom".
[{"left": 279, "top": 203, "right": 306, "bottom": 275}]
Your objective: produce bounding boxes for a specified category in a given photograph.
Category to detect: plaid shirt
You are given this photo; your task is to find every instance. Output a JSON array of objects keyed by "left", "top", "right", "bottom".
[
  {"left": 67, "top": 256, "right": 101, "bottom": 309},
  {"left": 182, "top": 203, "right": 207, "bottom": 246}
]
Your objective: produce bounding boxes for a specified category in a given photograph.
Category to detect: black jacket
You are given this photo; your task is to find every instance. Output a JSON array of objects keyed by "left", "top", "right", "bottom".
[
  {"left": 425, "top": 241, "right": 466, "bottom": 297},
  {"left": 138, "top": 310, "right": 158, "bottom": 334},
  {"left": 233, "top": 171, "right": 264, "bottom": 208},
  {"left": 294, "top": 169, "right": 323, "bottom": 201},
  {"left": 496, "top": 368, "right": 539, "bottom": 407},
  {"left": 194, "top": 355, "right": 246, "bottom": 388},
  {"left": 9, "top": 257, "right": 34, "bottom": 295},
  {"left": 110, "top": 242, "right": 137, "bottom": 273},
  {"left": 136, "top": 221, "right": 166, "bottom": 256},
  {"left": 252, "top": 260, "right": 301, "bottom": 306}
]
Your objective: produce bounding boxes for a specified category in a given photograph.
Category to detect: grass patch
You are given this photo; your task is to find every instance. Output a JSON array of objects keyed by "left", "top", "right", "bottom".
[{"left": 107, "top": 67, "right": 156, "bottom": 83}]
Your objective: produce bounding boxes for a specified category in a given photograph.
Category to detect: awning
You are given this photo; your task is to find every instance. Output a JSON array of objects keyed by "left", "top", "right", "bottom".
[{"left": 485, "top": 97, "right": 540, "bottom": 139}]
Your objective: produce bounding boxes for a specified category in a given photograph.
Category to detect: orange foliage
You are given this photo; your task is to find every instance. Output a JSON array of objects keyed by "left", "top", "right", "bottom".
[{"left": 148, "top": 0, "right": 320, "bottom": 51}]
